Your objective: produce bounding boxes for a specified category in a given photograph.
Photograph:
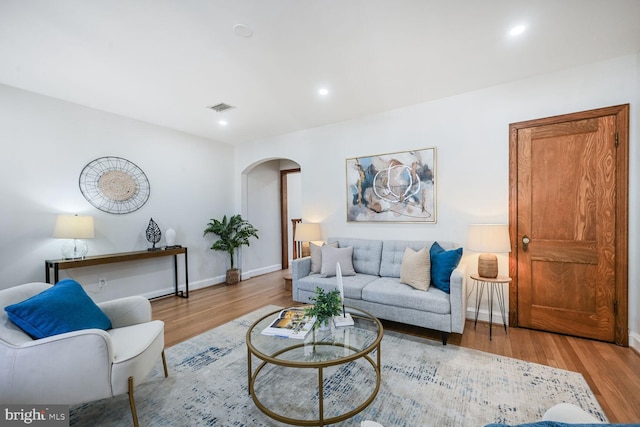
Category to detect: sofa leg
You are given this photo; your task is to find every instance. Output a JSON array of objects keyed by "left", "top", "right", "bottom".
[
  {"left": 128, "top": 376, "right": 139, "bottom": 427},
  {"left": 162, "top": 350, "right": 168, "bottom": 377},
  {"left": 441, "top": 332, "right": 449, "bottom": 345}
]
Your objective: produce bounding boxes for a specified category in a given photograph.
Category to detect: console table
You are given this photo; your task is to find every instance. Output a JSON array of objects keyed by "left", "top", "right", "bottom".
[{"left": 45, "top": 247, "right": 189, "bottom": 298}]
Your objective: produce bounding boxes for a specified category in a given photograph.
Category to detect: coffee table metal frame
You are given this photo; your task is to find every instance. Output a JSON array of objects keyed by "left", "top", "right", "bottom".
[{"left": 246, "top": 306, "right": 383, "bottom": 426}]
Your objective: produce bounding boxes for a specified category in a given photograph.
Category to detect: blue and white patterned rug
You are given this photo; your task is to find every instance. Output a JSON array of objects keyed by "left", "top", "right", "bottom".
[{"left": 70, "top": 305, "right": 607, "bottom": 426}]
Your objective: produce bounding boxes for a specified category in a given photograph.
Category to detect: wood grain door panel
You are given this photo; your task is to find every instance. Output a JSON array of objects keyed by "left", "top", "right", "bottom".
[{"left": 510, "top": 105, "right": 628, "bottom": 344}]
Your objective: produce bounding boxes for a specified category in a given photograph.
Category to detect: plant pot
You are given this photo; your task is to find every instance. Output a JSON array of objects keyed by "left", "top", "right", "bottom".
[
  {"left": 226, "top": 268, "right": 240, "bottom": 285},
  {"left": 318, "top": 318, "right": 332, "bottom": 331}
]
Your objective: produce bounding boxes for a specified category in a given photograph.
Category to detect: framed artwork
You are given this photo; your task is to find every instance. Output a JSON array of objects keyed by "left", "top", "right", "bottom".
[{"left": 346, "top": 147, "right": 436, "bottom": 223}]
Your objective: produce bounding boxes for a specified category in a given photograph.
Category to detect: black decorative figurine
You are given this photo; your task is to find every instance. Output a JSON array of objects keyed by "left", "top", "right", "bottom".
[{"left": 146, "top": 218, "right": 162, "bottom": 251}]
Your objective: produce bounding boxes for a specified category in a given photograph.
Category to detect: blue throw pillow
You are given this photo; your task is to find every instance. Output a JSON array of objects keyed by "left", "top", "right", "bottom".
[
  {"left": 4, "top": 278, "right": 112, "bottom": 339},
  {"left": 429, "top": 242, "right": 463, "bottom": 293}
]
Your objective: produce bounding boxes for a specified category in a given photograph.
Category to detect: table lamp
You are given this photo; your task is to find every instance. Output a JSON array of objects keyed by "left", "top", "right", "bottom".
[
  {"left": 294, "top": 223, "right": 321, "bottom": 244},
  {"left": 467, "top": 224, "right": 511, "bottom": 278},
  {"left": 294, "top": 223, "right": 321, "bottom": 259},
  {"left": 53, "top": 214, "right": 95, "bottom": 259}
]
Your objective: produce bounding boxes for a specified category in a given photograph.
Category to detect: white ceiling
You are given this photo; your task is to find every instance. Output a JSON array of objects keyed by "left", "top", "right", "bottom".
[{"left": 1, "top": 0, "right": 639, "bottom": 145}]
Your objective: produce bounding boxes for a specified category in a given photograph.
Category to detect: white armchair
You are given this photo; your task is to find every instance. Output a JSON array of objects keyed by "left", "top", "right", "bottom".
[{"left": 0, "top": 282, "right": 167, "bottom": 427}]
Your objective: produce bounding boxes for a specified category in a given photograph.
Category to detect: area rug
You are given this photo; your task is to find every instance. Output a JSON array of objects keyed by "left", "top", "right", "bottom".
[{"left": 70, "top": 305, "right": 607, "bottom": 426}]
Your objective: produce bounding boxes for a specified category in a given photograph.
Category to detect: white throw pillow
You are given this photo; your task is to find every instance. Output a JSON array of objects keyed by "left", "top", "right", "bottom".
[
  {"left": 310, "top": 241, "right": 338, "bottom": 274},
  {"left": 320, "top": 246, "right": 356, "bottom": 277},
  {"left": 399, "top": 246, "right": 431, "bottom": 291}
]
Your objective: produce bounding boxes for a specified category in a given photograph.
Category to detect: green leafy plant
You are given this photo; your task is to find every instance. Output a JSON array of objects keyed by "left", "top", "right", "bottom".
[
  {"left": 203, "top": 214, "right": 259, "bottom": 271},
  {"left": 304, "top": 286, "right": 342, "bottom": 328}
]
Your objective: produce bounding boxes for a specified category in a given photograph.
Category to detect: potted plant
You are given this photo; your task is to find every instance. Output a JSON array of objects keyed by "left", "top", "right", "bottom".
[
  {"left": 203, "top": 214, "right": 259, "bottom": 285},
  {"left": 304, "top": 286, "right": 342, "bottom": 330}
]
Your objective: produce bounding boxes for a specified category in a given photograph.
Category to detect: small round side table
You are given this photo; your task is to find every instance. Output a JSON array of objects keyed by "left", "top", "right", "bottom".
[{"left": 471, "top": 274, "right": 512, "bottom": 340}]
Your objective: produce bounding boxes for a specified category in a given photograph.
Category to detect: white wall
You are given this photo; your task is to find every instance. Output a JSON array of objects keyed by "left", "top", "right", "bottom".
[
  {"left": 0, "top": 83, "right": 235, "bottom": 301},
  {"left": 236, "top": 54, "right": 639, "bottom": 349},
  {"left": 242, "top": 160, "right": 282, "bottom": 277}
]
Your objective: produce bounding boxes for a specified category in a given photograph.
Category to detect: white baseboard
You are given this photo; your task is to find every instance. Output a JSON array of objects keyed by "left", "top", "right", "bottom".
[
  {"left": 141, "top": 277, "right": 225, "bottom": 299},
  {"left": 140, "top": 265, "right": 283, "bottom": 299},
  {"left": 241, "top": 264, "right": 282, "bottom": 280},
  {"left": 466, "top": 307, "right": 509, "bottom": 326},
  {"left": 629, "top": 331, "right": 640, "bottom": 353}
]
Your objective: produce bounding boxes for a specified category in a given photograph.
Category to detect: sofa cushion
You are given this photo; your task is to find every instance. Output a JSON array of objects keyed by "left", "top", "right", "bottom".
[
  {"left": 310, "top": 241, "right": 338, "bottom": 274},
  {"left": 320, "top": 246, "right": 356, "bottom": 277},
  {"left": 430, "top": 242, "right": 463, "bottom": 293},
  {"left": 399, "top": 246, "right": 431, "bottom": 291},
  {"left": 380, "top": 240, "right": 433, "bottom": 278},
  {"left": 328, "top": 237, "right": 382, "bottom": 276},
  {"left": 297, "top": 274, "right": 378, "bottom": 300},
  {"left": 4, "top": 278, "right": 112, "bottom": 339},
  {"left": 361, "top": 277, "right": 451, "bottom": 314}
]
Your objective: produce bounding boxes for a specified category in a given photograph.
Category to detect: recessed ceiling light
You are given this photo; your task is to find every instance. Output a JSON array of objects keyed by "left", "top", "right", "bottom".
[
  {"left": 509, "top": 25, "right": 526, "bottom": 36},
  {"left": 218, "top": 120, "right": 227, "bottom": 126},
  {"left": 318, "top": 88, "right": 329, "bottom": 96},
  {"left": 233, "top": 23, "right": 253, "bottom": 38}
]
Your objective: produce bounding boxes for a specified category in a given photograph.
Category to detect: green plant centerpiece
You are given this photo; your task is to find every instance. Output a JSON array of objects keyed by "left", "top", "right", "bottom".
[
  {"left": 203, "top": 214, "right": 259, "bottom": 285},
  {"left": 305, "top": 286, "right": 342, "bottom": 330}
]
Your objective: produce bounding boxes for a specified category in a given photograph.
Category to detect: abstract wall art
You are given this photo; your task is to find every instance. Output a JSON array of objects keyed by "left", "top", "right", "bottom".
[{"left": 346, "top": 147, "right": 436, "bottom": 223}]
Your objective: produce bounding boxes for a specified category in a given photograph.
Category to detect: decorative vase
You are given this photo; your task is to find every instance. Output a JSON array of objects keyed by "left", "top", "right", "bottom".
[
  {"left": 226, "top": 268, "right": 240, "bottom": 285},
  {"left": 165, "top": 228, "right": 176, "bottom": 246}
]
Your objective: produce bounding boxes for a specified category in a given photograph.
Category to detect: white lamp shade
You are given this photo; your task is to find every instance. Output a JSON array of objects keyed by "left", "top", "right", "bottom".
[
  {"left": 294, "top": 223, "right": 321, "bottom": 242},
  {"left": 467, "top": 224, "right": 511, "bottom": 253},
  {"left": 53, "top": 215, "right": 95, "bottom": 239}
]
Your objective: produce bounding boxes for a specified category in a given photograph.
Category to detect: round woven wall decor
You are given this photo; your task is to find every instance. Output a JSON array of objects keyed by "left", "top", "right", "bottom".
[{"left": 79, "top": 156, "right": 150, "bottom": 214}]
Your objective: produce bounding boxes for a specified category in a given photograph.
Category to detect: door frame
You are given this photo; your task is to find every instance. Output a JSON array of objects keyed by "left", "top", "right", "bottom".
[
  {"left": 280, "top": 168, "right": 301, "bottom": 269},
  {"left": 508, "top": 104, "right": 629, "bottom": 346}
]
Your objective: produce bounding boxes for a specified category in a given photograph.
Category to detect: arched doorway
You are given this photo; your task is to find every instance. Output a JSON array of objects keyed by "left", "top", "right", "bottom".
[{"left": 240, "top": 158, "right": 301, "bottom": 278}]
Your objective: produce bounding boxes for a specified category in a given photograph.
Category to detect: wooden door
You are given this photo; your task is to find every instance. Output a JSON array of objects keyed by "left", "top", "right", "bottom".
[{"left": 509, "top": 105, "right": 628, "bottom": 345}]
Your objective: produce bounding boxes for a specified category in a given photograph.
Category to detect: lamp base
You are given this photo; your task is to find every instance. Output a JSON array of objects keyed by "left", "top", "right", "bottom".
[
  {"left": 333, "top": 313, "right": 354, "bottom": 327},
  {"left": 61, "top": 239, "right": 88, "bottom": 260},
  {"left": 478, "top": 253, "right": 498, "bottom": 278}
]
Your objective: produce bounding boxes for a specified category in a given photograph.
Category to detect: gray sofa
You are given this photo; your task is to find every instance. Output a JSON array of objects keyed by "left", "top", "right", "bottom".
[{"left": 292, "top": 237, "right": 467, "bottom": 344}]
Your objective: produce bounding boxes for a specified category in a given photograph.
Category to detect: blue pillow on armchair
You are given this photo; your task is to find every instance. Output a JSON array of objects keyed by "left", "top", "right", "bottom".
[
  {"left": 429, "top": 242, "right": 463, "bottom": 293},
  {"left": 4, "top": 278, "right": 112, "bottom": 339}
]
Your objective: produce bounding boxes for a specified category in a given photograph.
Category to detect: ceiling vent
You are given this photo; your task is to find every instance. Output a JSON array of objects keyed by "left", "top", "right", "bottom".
[{"left": 207, "top": 103, "right": 235, "bottom": 113}]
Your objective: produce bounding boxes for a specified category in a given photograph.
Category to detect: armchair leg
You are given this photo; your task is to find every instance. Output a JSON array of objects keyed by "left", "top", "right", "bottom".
[
  {"left": 162, "top": 350, "right": 168, "bottom": 377},
  {"left": 127, "top": 352, "right": 168, "bottom": 427},
  {"left": 128, "top": 376, "right": 139, "bottom": 427}
]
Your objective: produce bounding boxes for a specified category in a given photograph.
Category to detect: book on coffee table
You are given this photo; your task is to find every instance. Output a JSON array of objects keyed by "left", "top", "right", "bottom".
[{"left": 261, "top": 307, "right": 316, "bottom": 339}]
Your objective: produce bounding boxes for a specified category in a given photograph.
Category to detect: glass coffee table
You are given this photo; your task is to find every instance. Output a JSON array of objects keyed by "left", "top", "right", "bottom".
[{"left": 246, "top": 306, "right": 383, "bottom": 426}]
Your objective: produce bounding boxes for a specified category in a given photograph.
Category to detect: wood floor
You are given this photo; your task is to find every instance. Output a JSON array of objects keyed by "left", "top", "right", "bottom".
[{"left": 151, "top": 270, "right": 640, "bottom": 424}]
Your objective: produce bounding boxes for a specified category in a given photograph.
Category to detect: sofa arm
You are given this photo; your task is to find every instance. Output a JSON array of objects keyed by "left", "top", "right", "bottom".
[
  {"left": 449, "top": 261, "right": 468, "bottom": 334},
  {"left": 0, "top": 329, "right": 114, "bottom": 404},
  {"left": 98, "top": 296, "right": 152, "bottom": 328},
  {"left": 292, "top": 257, "right": 312, "bottom": 301}
]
